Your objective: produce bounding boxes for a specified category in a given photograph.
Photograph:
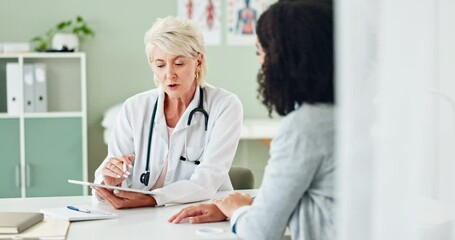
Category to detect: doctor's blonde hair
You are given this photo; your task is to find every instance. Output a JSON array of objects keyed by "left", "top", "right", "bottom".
[{"left": 144, "top": 16, "right": 208, "bottom": 86}]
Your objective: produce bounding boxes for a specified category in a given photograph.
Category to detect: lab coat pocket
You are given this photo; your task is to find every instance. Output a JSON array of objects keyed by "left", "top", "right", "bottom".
[{"left": 185, "top": 146, "right": 204, "bottom": 162}]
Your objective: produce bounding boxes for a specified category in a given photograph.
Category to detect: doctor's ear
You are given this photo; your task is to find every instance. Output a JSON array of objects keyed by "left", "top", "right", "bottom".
[{"left": 195, "top": 53, "right": 204, "bottom": 70}]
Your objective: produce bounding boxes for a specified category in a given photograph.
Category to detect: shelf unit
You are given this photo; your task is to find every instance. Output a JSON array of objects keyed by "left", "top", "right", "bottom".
[{"left": 0, "top": 52, "right": 87, "bottom": 197}]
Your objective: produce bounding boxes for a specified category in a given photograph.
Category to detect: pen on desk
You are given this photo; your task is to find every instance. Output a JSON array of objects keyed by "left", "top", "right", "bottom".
[{"left": 67, "top": 205, "right": 91, "bottom": 213}]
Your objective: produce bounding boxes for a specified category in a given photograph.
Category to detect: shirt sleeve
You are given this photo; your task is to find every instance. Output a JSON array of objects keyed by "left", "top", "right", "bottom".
[
  {"left": 232, "top": 115, "right": 327, "bottom": 239},
  {"left": 230, "top": 206, "right": 251, "bottom": 233},
  {"left": 151, "top": 94, "right": 243, "bottom": 205}
]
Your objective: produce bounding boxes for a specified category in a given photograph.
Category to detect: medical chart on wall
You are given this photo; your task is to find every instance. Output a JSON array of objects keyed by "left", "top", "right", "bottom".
[
  {"left": 178, "top": 0, "right": 222, "bottom": 45},
  {"left": 226, "top": 0, "right": 271, "bottom": 45}
]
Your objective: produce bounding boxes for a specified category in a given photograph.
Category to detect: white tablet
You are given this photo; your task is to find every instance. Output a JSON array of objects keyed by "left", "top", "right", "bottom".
[{"left": 68, "top": 179, "right": 155, "bottom": 195}]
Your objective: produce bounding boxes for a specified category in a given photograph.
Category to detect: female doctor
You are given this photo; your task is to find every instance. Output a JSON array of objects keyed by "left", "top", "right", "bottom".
[{"left": 93, "top": 16, "right": 243, "bottom": 209}]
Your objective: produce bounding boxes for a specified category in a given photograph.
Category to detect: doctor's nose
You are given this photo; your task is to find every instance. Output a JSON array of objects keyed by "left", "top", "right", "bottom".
[{"left": 165, "top": 66, "right": 177, "bottom": 80}]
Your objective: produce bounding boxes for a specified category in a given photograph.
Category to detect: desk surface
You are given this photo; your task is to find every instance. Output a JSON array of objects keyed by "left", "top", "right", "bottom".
[{"left": 0, "top": 190, "right": 256, "bottom": 240}]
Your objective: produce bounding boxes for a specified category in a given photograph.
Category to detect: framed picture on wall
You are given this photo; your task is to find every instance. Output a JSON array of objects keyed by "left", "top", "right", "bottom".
[
  {"left": 178, "top": 0, "right": 222, "bottom": 45},
  {"left": 226, "top": 0, "right": 271, "bottom": 45}
]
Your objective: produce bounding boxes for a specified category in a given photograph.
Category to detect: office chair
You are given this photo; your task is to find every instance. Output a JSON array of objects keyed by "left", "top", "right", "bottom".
[{"left": 228, "top": 165, "right": 255, "bottom": 190}]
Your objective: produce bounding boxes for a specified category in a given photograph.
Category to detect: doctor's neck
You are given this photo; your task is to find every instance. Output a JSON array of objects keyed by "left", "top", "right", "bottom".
[
  {"left": 165, "top": 96, "right": 191, "bottom": 111},
  {"left": 164, "top": 84, "right": 197, "bottom": 127},
  {"left": 164, "top": 85, "right": 196, "bottom": 108}
]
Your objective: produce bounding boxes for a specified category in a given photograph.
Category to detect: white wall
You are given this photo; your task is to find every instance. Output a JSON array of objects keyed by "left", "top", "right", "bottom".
[{"left": 436, "top": 0, "right": 455, "bottom": 204}]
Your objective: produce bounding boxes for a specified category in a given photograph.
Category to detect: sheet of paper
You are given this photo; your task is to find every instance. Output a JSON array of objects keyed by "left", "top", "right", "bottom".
[{"left": 40, "top": 206, "right": 117, "bottom": 222}]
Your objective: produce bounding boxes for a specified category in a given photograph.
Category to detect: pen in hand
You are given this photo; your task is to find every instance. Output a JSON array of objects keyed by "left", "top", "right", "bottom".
[{"left": 67, "top": 205, "right": 91, "bottom": 213}]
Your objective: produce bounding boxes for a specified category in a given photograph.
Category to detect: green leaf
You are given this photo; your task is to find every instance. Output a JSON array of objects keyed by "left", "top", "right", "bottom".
[
  {"left": 77, "top": 16, "right": 84, "bottom": 22},
  {"left": 39, "top": 42, "right": 47, "bottom": 50},
  {"left": 82, "top": 25, "right": 94, "bottom": 36},
  {"left": 30, "top": 36, "right": 43, "bottom": 42},
  {"left": 57, "top": 22, "right": 66, "bottom": 30},
  {"left": 82, "top": 26, "right": 91, "bottom": 35}
]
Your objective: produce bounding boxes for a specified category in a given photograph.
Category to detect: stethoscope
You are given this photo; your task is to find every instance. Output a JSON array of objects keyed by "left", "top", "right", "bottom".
[{"left": 140, "top": 87, "right": 209, "bottom": 186}]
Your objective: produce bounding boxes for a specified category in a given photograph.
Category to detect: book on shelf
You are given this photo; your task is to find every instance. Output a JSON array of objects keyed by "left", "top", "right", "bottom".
[{"left": 0, "top": 212, "right": 44, "bottom": 234}]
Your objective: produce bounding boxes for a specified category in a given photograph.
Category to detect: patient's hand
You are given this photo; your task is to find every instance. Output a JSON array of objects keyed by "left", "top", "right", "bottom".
[
  {"left": 93, "top": 187, "right": 156, "bottom": 209},
  {"left": 102, "top": 154, "right": 134, "bottom": 186},
  {"left": 213, "top": 193, "right": 253, "bottom": 219},
  {"left": 168, "top": 204, "right": 227, "bottom": 224}
]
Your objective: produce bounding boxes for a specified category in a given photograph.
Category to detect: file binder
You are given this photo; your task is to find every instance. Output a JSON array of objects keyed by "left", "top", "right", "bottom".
[
  {"left": 34, "top": 63, "right": 47, "bottom": 112},
  {"left": 6, "top": 63, "right": 21, "bottom": 115},
  {"left": 23, "top": 64, "right": 35, "bottom": 113}
]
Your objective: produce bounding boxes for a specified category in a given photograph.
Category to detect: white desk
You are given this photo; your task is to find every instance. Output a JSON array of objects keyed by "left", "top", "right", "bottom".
[{"left": 0, "top": 190, "right": 256, "bottom": 240}]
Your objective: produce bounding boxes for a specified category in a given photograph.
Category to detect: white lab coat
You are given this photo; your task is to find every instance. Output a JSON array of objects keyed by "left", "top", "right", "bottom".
[{"left": 94, "top": 84, "right": 243, "bottom": 205}]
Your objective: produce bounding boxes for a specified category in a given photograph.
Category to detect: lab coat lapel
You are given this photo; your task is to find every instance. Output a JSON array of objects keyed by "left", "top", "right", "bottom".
[{"left": 153, "top": 87, "right": 169, "bottom": 146}]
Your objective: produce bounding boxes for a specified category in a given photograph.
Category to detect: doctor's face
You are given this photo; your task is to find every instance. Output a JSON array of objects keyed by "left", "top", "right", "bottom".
[{"left": 150, "top": 45, "right": 202, "bottom": 100}]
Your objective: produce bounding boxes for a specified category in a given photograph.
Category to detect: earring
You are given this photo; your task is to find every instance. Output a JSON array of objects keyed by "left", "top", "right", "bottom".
[{"left": 195, "top": 72, "right": 199, "bottom": 80}]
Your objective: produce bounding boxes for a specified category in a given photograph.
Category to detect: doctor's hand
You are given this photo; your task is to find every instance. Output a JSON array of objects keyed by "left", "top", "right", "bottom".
[
  {"left": 168, "top": 203, "right": 227, "bottom": 224},
  {"left": 93, "top": 187, "right": 157, "bottom": 209},
  {"left": 102, "top": 154, "right": 134, "bottom": 187},
  {"left": 213, "top": 193, "right": 253, "bottom": 219}
]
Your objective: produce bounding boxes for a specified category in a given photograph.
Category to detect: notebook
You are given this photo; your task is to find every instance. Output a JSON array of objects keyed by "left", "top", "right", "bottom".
[
  {"left": 0, "top": 217, "right": 69, "bottom": 240},
  {"left": 40, "top": 206, "right": 118, "bottom": 222},
  {"left": 0, "top": 212, "right": 44, "bottom": 234}
]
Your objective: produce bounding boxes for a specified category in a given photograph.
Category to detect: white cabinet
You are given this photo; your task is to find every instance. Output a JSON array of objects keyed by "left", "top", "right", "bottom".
[{"left": 0, "top": 53, "right": 88, "bottom": 197}]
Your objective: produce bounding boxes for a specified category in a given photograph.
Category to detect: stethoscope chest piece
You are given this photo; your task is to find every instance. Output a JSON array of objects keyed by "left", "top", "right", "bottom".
[{"left": 140, "top": 171, "right": 150, "bottom": 185}]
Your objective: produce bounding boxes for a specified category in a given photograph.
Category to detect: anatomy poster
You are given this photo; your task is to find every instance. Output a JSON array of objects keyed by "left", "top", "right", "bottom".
[
  {"left": 226, "top": 0, "right": 271, "bottom": 45},
  {"left": 178, "top": 0, "right": 222, "bottom": 45}
]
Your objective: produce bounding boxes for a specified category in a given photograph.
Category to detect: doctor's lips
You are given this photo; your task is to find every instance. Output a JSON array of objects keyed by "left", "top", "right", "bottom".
[{"left": 168, "top": 83, "right": 180, "bottom": 90}]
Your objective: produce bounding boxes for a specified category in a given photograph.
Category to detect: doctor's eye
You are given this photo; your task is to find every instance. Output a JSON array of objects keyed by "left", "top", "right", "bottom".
[{"left": 175, "top": 61, "right": 184, "bottom": 66}]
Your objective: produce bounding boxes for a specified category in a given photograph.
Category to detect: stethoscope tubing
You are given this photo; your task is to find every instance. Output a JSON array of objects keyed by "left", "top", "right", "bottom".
[{"left": 140, "top": 87, "right": 209, "bottom": 186}]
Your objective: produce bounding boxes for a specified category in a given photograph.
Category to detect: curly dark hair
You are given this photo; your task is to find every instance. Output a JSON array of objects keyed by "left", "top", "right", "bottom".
[{"left": 256, "top": 0, "right": 334, "bottom": 116}]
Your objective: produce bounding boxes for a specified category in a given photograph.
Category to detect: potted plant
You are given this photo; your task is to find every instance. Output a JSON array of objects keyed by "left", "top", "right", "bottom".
[{"left": 31, "top": 16, "right": 95, "bottom": 52}]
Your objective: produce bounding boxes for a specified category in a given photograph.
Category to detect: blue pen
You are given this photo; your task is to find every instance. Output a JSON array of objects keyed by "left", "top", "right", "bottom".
[{"left": 67, "top": 205, "right": 91, "bottom": 213}]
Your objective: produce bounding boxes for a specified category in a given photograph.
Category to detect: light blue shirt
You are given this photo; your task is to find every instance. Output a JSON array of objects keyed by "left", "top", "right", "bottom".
[{"left": 231, "top": 104, "right": 335, "bottom": 240}]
